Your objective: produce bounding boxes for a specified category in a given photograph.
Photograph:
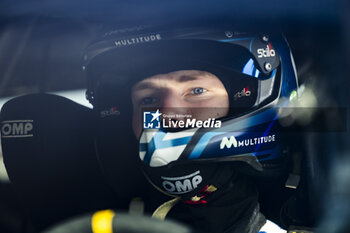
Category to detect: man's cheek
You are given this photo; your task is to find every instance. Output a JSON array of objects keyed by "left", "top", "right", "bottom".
[{"left": 191, "top": 111, "right": 215, "bottom": 121}]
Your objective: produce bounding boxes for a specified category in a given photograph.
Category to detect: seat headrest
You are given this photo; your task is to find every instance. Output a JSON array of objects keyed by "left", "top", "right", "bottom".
[{"left": 0, "top": 93, "right": 123, "bottom": 231}]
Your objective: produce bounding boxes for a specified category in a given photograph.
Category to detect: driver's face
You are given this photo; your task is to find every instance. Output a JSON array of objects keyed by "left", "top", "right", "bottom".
[{"left": 131, "top": 70, "right": 229, "bottom": 137}]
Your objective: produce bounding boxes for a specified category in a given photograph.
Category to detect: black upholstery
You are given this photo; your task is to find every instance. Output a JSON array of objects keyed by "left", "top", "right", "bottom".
[{"left": 0, "top": 94, "right": 122, "bottom": 231}]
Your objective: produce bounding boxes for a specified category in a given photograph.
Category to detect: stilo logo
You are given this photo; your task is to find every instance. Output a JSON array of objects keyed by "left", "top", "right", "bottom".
[
  {"left": 1, "top": 120, "right": 34, "bottom": 138},
  {"left": 161, "top": 171, "right": 203, "bottom": 194},
  {"left": 100, "top": 106, "right": 120, "bottom": 118},
  {"left": 234, "top": 87, "right": 251, "bottom": 100},
  {"left": 257, "top": 44, "right": 276, "bottom": 58}
]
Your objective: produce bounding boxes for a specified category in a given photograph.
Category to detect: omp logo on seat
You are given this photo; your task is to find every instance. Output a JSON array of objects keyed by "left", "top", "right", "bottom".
[
  {"left": 161, "top": 170, "right": 202, "bottom": 194},
  {"left": 1, "top": 120, "right": 34, "bottom": 138}
]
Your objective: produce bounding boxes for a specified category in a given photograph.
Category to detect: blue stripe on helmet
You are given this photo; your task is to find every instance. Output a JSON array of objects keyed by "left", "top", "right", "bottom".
[
  {"left": 249, "top": 38, "right": 254, "bottom": 52},
  {"left": 242, "top": 58, "right": 255, "bottom": 76},
  {"left": 188, "top": 132, "right": 223, "bottom": 159}
]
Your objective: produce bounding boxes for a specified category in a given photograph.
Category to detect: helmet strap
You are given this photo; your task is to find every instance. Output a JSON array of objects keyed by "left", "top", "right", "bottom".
[
  {"left": 183, "top": 185, "right": 218, "bottom": 205},
  {"left": 151, "top": 185, "right": 218, "bottom": 220},
  {"left": 152, "top": 197, "right": 181, "bottom": 220}
]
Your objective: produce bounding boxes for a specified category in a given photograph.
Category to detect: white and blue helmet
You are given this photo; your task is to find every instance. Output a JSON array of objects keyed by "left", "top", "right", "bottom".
[{"left": 85, "top": 26, "right": 298, "bottom": 198}]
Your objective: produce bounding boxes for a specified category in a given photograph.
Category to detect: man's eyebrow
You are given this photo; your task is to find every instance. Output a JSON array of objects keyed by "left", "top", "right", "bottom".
[
  {"left": 133, "top": 81, "right": 157, "bottom": 91},
  {"left": 134, "top": 72, "right": 207, "bottom": 90},
  {"left": 177, "top": 75, "right": 201, "bottom": 82}
]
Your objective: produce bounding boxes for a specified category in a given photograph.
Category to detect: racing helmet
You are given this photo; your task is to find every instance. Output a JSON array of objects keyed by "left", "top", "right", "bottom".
[{"left": 84, "top": 26, "right": 298, "bottom": 200}]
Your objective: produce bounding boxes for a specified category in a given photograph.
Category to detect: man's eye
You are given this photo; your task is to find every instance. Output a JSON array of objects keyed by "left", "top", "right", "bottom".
[
  {"left": 191, "top": 87, "right": 207, "bottom": 95},
  {"left": 140, "top": 97, "right": 158, "bottom": 105}
]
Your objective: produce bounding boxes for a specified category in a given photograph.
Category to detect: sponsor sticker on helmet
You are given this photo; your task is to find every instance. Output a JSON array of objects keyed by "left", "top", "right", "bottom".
[
  {"left": 257, "top": 44, "right": 276, "bottom": 58},
  {"left": 114, "top": 34, "right": 162, "bottom": 47},
  {"left": 220, "top": 134, "right": 276, "bottom": 149},
  {"left": 100, "top": 106, "right": 120, "bottom": 118},
  {"left": 234, "top": 87, "right": 251, "bottom": 100}
]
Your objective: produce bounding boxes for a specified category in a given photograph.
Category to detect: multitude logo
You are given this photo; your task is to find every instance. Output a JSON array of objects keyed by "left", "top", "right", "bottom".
[
  {"left": 220, "top": 134, "right": 276, "bottom": 149},
  {"left": 143, "top": 109, "right": 162, "bottom": 129}
]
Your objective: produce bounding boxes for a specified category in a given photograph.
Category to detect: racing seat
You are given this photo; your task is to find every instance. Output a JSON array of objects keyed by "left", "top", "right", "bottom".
[{"left": 0, "top": 94, "right": 125, "bottom": 232}]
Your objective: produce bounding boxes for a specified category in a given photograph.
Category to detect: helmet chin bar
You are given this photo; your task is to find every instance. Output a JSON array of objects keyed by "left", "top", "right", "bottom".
[{"left": 210, "top": 154, "right": 263, "bottom": 171}]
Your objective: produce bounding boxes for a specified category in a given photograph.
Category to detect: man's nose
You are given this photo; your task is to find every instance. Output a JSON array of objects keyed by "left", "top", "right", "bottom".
[
  {"left": 161, "top": 91, "right": 184, "bottom": 108},
  {"left": 161, "top": 91, "right": 189, "bottom": 120}
]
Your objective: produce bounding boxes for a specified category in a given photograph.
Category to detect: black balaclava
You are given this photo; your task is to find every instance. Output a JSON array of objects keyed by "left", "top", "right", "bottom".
[{"left": 144, "top": 164, "right": 266, "bottom": 233}]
